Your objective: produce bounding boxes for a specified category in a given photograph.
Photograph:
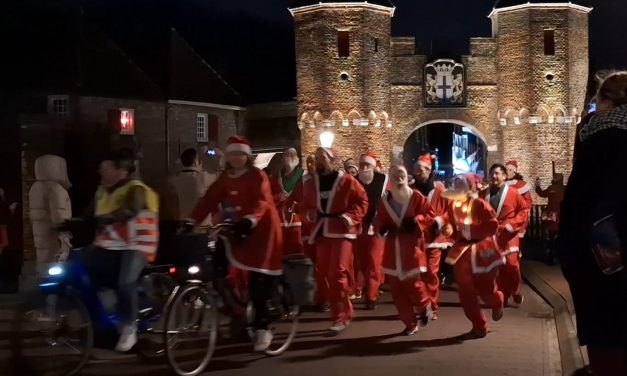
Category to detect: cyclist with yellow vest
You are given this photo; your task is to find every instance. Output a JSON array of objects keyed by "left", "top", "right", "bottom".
[{"left": 81, "top": 151, "right": 159, "bottom": 352}]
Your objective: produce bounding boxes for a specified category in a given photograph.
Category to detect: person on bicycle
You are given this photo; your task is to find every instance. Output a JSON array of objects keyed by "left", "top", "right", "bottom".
[
  {"left": 189, "top": 135, "right": 284, "bottom": 352},
  {"left": 81, "top": 150, "right": 160, "bottom": 352}
]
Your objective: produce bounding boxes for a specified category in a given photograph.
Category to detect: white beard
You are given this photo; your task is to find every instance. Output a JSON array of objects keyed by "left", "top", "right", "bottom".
[{"left": 391, "top": 185, "right": 412, "bottom": 205}]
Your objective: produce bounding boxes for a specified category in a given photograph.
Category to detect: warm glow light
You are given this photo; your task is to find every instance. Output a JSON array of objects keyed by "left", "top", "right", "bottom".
[
  {"left": 320, "top": 131, "right": 335, "bottom": 148},
  {"left": 455, "top": 201, "right": 462, "bottom": 208},
  {"left": 463, "top": 217, "right": 472, "bottom": 225},
  {"left": 462, "top": 205, "right": 468, "bottom": 213}
]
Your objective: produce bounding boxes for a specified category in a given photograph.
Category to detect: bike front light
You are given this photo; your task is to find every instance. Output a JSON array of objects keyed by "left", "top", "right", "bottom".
[
  {"left": 48, "top": 265, "right": 64, "bottom": 276},
  {"left": 188, "top": 265, "right": 200, "bottom": 275}
]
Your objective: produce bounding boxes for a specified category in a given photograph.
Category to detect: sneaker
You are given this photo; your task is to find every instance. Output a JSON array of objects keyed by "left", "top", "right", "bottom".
[
  {"left": 492, "top": 304, "right": 504, "bottom": 322},
  {"left": 461, "top": 329, "right": 487, "bottom": 340},
  {"left": 315, "top": 303, "right": 331, "bottom": 312},
  {"left": 401, "top": 326, "right": 419, "bottom": 336},
  {"left": 328, "top": 320, "right": 350, "bottom": 334},
  {"left": 253, "top": 330, "right": 273, "bottom": 352},
  {"left": 512, "top": 293, "right": 524, "bottom": 305},
  {"left": 115, "top": 326, "right": 138, "bottom": 352},
  {"left": 364, "top": 300, "right": 376, "bottom": 311},
  {"left": 349, "top": 293, "right": 362, "bottom": 300},
  {"left": 419, "top": 304, "right": 433, "bottom": 327},
  {"left": 431, "top": 312, "right": 439, "bottom": 321}
]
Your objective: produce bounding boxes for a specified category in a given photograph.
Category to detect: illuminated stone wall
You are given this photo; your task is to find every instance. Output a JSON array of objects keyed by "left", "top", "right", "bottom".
[{"left": 292, "top": 3, "right": 590, "bottom": 200}]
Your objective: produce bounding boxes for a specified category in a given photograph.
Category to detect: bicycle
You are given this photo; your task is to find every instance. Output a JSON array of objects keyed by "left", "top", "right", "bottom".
[
  {"left": 10, "top": 220, "right": 179, "bottom": 376},
  {"left": 163, "top": 222, "right": 310, "bottom": 376}
]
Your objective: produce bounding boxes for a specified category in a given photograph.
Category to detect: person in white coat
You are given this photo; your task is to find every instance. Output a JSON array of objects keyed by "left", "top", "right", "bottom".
[{"left": 29, "top": 155, "right": 72, "bottom": 274}]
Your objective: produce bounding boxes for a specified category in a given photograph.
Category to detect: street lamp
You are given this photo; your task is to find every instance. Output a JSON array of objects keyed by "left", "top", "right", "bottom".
[{"left": 320, "top": 131, "right": 335, "bottom": 148}]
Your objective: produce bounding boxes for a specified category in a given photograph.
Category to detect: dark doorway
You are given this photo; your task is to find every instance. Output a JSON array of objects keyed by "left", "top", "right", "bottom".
[{"left": 403, "top": 122, "right": 487, "bottom": 181}]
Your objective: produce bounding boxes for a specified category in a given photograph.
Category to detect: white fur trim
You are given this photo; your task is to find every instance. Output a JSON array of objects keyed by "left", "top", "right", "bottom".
[
  {"left": 340, "top": 213, "right": 354, "bottom": 227},
  {"left": 226, "top": 143, "right": 252, "bottom": 155},
  {"left": 360, "top": 155, "right": 376, "bottom": 166},
  {"left": 434, "top": 216, "right": 444, "bottom": 229},
  {"left": 427, "top": 242, "right": 453, "bottom": 249},
  {"left": 220, "top": 235, "right": 282, "bottom": 275},
  {"left": 501, "top": 246, "right": 520, "bottom": 255},
  {"left": 505, "top": 223, "right": 515, "bottom": 233}
]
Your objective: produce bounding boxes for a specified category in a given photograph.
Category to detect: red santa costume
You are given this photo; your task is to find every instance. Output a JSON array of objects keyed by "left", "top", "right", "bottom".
[
  {"left": 270, "top": 150, "right": 305, "bottom": 255},
  {"left": 288, "top": 148, "right": 368, "bottom": 329},
  {"left": 482, "top": 183, "right": 528, "bottom": 304},
  {"left": 436, "top": 173, "right": 505, "bottom": 338},
  {"left": 190, "top": 135, "right": 284, "bottom": 349},
  {"left": 353, "top": 151, "right": 387, "bottom": 307},
  {"left": 375, "top": 165, "right": 435, "bottom": 334},
  {"left": 413, "top": 153, "right": 453, "bottom": 319},
  {"left": 505, "top": 161, "right": 533, "bottom": 238},
  {"left": 190, "top": 136, "right": 283, "bottom": 275}
]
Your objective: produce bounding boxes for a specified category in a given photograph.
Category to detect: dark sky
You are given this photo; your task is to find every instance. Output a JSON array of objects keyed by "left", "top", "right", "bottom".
[{"left": 203, "top": 0, "right": 627, "bottom": 102}]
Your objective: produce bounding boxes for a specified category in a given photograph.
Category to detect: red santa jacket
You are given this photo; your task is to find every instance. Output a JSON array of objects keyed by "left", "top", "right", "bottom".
[
  {"left": 425, "top": 181, "right": 454, "bottom": 249},
  {"left": 190, "top": 167, "right": 283, "bottom": 275},
  {"left": 481, "top": 185, "right": 528, "bottom": 255},
  {"left": 375, "top": 189, "right": 434, "bottom": 280},
  {"left": 505, "top": 178, "right": 532, "bottom": 237},
  {"left": 436, "top": 196, "right": 505, "bottom": 274},
  {"left": 288, "top": 170, "right": 368, "bottom": 244},
  {"left": 270, "top": 174, "right": 303, "bottom": 228}
]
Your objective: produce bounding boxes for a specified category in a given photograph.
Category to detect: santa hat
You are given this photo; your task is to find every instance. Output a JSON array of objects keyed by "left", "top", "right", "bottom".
[
  {"left": 506, "top": 160, "right": 518, "bottom": 172},
  {"left": 225, "top": 135, "right": 252, "bottom": 155},
  {"left": 415, "top": 152, "right": 436, "bottom": 171},
  {"left": 359, "top": 151, "right": 378, "bottom": 167},
  {"left": 344, "top": 158, "right": 358, "bottom": 170},
  {"left": 442, "top": 173, "right": 479, "bottom": 200}
]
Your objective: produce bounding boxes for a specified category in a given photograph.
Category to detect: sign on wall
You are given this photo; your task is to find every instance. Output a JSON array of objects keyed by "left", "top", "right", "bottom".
[{"left": 424, "top": 59, "right": 466, "bottom": 107}]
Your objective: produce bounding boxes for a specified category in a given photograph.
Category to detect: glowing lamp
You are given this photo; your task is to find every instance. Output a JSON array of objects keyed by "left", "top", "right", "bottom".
[
  {"left": 319, "top": 131, "right": 335, "bottom": 148},
  {"left": 119, "top": 108, "right": 135, "bottom": 135},
  {"left": 455, "top": 201, "right": 462, "bottom": 208},
  {"left": 462, "top": 205, "right": 468, "bottom": 213},
  {"left": 463, "top": 217, "right": 472, "bottom": 225}
]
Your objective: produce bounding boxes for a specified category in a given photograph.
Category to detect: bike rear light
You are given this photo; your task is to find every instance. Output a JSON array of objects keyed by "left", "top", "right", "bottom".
[{"left": 169, "top": 267, "right": 177, "bottom": 274}]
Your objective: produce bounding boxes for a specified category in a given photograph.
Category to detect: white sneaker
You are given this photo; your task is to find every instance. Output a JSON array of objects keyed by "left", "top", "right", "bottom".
[
  {"left": 329, "top": 320, "right": 350, "bottom": 334},
  {"left": 253, "top": 330, "right": 273, "bottom": 352},
  {"left": 115, "top": 326, "right": 138, "bottom": 352}
]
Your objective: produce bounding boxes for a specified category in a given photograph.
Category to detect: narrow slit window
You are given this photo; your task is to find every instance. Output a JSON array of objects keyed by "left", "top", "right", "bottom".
[
  {"left": 338, "top": 30, "right": 350, "bottom": 57},
  {"left": 374, "top": 38, "right": 379, "bottom": 53},
  {"left": 544, "top": 29, "right": 555, "bottom": 55}
]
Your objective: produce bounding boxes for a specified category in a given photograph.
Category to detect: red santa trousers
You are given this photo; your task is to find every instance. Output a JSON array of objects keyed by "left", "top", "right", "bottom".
[
  {"left": 354, "top": 233, "right": 385, "bottom": 302},
  {"left": 316, "top": 237, "right": 354, "bottom": 323},
  {"left": 422, "top": 247, "right": 443, "bottom": 314},
  {"left": 497, "top": 252, "right": 521, "bottom": 302},
  {"left": 388, "top": 275, "right": 430, "bottom": 329},
  {"left": 282, "top": 226, "right": 304, "bottom": 255},
  {"left": 454, "top": 252, "right": 504, "bottom": 334}
]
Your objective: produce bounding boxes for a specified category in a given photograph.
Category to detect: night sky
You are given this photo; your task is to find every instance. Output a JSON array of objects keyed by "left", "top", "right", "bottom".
[{"left": 5, "top": 0, "right": 627, "bottom": 104}]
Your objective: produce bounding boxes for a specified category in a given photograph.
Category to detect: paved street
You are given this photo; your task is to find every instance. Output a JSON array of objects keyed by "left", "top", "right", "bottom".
[{"left": 1, "top": 280, "right": 561, "bottom": 376}]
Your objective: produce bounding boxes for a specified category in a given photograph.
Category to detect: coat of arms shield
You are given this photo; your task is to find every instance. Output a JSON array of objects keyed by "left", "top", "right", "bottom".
[{"left": 424, "top": 59, "right": 466, "bottom": 107}]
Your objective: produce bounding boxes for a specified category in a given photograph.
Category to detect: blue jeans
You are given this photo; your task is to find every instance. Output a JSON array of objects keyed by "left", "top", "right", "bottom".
[{"left": 82, "top": 245, "right": 147, "bottom": 327}]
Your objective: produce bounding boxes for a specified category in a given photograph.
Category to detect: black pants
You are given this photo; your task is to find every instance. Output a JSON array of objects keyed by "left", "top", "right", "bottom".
[
  {"left": 82, "top": 245, "right": 148, "bottom": 327},
  {"left": 213, "top": 239, "right": 279, "bottom": 331}
]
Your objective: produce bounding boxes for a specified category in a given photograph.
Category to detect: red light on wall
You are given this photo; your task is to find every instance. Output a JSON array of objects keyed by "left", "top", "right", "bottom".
[{"left": 119, "top": 108, "right": 134, "bottom": 135}]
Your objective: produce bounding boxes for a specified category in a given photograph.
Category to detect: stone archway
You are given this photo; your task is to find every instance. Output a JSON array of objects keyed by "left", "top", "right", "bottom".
[{"left": 400, "top": 119, "right": 490, "bottom": 179}]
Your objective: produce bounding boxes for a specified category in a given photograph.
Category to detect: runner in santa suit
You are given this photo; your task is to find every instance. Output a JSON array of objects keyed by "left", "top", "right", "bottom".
[
  {"left": 505, "top": 161, "right": 533, "bottom": 238},
  {"left": 189, "top": 135, "right": 283, "bottom": 352},
  {"left": 375, "top": 165, "right": 435, "bottom": 335},
  {"left": 435, "top": 173, "right": 506, "bottom": 339},
  {"left": 270, "top": 147, "right": 305, "bottom": 255},
  {"left": 412, "top": 152, "right": 453, "bottom": 320},
  {"left": 287, "top": 147, "right": 368, "bottom": 334},
  {"left": 353, "top": 151, "right": 388, "bottom": 310},
  {"left": 482, "top": 164, "right": 529, "bottom": 306}
]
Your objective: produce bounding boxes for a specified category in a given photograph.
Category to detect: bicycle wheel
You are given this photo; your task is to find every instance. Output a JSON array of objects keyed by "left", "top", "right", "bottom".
[
  {"left": 164, "top": 284, "right": 218, "bottom": 376},
  {"left": 247, "top": 285, "right": 299, "bottom": 356},
  {"left": 11, "top": 292, "right": 93, "bottom": 376}
]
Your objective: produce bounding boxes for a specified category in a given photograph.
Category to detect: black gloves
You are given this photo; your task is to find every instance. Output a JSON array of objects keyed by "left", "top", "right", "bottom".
[
  {"left": 94, "top": 214, "right": 115, "bottom": 229},
  {"left": 233, "top": 218, "right": 254, "bottom": 239},
  {"left": 401, "top": 217, "right": 420, "bottom": 233},
  {"left": 378, "top": 226, "right": 390, "bottom": 237}
]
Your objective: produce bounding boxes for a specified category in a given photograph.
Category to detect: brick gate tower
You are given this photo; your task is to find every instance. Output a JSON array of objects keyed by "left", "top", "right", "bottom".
[
  {"left": 491, "top": 0, "right": 590, "bottom": 182},
  {"left": 290, "top": 0, "right": 397, "bottom": 166}
]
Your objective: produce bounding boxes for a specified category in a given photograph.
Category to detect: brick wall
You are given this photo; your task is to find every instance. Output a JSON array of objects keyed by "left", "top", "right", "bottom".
[{"left": 293, "top": 5, "right": 395, "bottom": 165}]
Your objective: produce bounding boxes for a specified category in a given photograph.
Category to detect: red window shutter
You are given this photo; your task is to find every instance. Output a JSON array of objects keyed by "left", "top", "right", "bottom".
[{"left": 208, "top": 115, "right": 219, "bottom": 142}]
